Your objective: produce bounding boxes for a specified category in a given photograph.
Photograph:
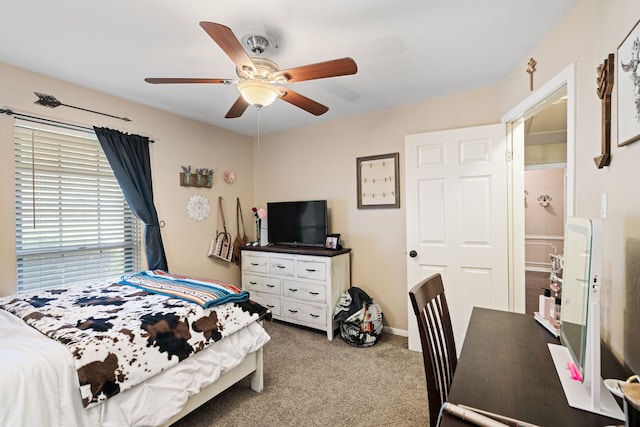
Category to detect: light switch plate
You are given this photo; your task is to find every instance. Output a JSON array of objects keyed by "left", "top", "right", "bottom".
[{"left": 600, "top": 193, "right": 607, "bottom": 219}]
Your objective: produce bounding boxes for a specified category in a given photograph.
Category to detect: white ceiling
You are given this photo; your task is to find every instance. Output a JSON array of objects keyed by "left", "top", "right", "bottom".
[{"left": 0, "top": 0, "right": 577, "bottom": 137}]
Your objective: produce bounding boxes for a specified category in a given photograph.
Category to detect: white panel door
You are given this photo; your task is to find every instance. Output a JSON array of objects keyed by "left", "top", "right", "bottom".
[{"left": 405, "top": 124, "right": 509, "bottom": 352}]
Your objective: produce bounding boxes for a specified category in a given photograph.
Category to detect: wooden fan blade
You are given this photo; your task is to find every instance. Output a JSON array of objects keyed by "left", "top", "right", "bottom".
[
  {"left": 199, "top": 22, "right": 255, "bottom": 74},
  {"left": 273, "top": 57, "right": 357, "bottom": 83},
  {"left": 225, "top": 96, "right": 249, "bottom": 118},
  {"left": 279, "top": 88, "right": 329, "bottom": 116},
  {"left": 144, "top": 78, "right": 231, "bottom": 84}
]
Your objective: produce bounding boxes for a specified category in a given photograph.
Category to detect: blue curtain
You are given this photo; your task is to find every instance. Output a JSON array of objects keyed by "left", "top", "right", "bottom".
[{"left": 94, "top": 127, "right": 168, "bottom": 271}]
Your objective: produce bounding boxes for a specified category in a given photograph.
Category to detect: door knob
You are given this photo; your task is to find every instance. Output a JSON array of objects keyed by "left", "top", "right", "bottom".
[{"left": 409, "top": 250, "right": 417, "bottom": 258}]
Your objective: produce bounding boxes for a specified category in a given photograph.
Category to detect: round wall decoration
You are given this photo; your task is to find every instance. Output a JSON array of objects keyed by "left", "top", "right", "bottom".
[
  {"left": 186, "top": 194, "right": 210, "bottom": 221},
  {"left": 223, "top": 169, "right": 236, "bottom": 184}
]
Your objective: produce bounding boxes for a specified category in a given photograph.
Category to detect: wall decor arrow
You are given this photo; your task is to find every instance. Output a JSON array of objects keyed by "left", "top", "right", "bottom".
[{"left": 34, "top": 92, "right": 131, "bottom": 122}]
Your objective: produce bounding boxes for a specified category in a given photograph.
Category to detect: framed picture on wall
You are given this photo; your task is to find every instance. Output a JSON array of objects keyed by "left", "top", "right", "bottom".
[
  {"left": 356, "top": 152, "right": 400, "bottom": 209},
  {"left": 617, "top": 18, "right": 640, "bottom": 146}
]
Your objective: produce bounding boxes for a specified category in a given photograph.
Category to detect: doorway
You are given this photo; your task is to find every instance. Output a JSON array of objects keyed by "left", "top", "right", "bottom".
[
  {"left": 523, "top": 93, "right": 567, "bottom": 314},
  {"left": 502, "top": 64, "right": 575, "bottom": 314}
]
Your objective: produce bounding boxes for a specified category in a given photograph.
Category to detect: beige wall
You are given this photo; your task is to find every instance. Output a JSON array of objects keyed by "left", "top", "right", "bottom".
[
  {"left": 253, "top": 87, "right": 501, "bottom": 332},
  {"left": 499, "top": 0, "right": 640, "bottom": 371},
  {"left": 0, "top": 62, "right": 254, "bottom": 297}
]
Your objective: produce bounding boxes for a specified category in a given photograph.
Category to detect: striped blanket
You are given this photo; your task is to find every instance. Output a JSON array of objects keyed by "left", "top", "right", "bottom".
[{"left": 120, "top": 270, "right": 249, "bottom": 308}]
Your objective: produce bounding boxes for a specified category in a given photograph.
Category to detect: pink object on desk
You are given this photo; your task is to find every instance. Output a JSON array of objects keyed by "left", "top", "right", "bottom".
[{"left": 567, "top": 361, "right": 583, "bottom": 382}]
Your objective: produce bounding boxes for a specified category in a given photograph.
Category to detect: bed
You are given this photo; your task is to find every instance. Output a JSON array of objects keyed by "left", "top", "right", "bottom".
[{"left": 0, "top": 270, "right": 271, "bottom": 426}]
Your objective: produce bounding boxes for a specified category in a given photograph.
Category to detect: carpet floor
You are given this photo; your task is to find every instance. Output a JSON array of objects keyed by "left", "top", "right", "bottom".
[{"left": 171, "top": 320, "right": 429, "bottom": 427}]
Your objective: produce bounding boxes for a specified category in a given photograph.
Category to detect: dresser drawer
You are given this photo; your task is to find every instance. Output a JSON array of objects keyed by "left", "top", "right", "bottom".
[
  {"left": 251, "top": 291, "right": 281, "bottom": 316},
  {"left": 243, "top": 254, "right": 268, "bottom": 274},
  {"left": 297, "top": 260, "right": 327, "bottom": 281},
  {"left": 269, "top": 257, "right": 295, "bottom": 277},
  {"left": 282, "top": 279, "right": 326, "bottom": 303},
  {"left": 281, "top": 300, "right": 326, "bottom": 327},
  {"left": 244, "top": 274, "right": 281, "bottom": 295}
]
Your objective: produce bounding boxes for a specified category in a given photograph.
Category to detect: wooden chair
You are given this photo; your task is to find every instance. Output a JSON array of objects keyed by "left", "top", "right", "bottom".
[{"left": 409, "top": 273, "right": 457, "bottom": 427}]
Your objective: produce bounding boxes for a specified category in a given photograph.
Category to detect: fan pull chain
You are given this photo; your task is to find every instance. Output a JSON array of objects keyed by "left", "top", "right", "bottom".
[{"left": 257, "top": 108, "right": 261, "bottom": 151}]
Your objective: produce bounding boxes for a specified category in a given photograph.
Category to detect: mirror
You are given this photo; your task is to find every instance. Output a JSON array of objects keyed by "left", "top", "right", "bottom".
[
  {"left": 560, "top": 217, "right": 592, "bottom": 375},
  {"left": 550, "top": 217, "right": 623, "bottom": 420}
]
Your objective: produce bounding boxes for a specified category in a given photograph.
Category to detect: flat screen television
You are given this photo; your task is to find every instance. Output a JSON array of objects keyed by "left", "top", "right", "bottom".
[{"left": 267, "top": 200, "right": 328, "bottom": 247}]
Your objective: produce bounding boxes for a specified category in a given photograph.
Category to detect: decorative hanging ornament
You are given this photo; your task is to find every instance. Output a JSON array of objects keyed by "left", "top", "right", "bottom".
[
  {"left": 223, "top": 169, "right": 236, "bottom": 184},
  {"left": 186, "top": 194, "right": 210, "bottom": 221}
]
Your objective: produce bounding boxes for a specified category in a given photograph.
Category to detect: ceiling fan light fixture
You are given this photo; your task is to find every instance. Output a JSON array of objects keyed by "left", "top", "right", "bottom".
[
  {"left": 237, "top": 81, "right": 280, "bottom": 108},
  {"left": 241, "top": 33, "right": 278, "bottom": 55},
  {"left": 146, "top": 22, "right": 358, "bottom": 118}
]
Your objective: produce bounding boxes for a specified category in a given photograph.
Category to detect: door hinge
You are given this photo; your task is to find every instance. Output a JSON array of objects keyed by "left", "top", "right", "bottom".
[{"left": 505, "top": 150, "right": 513, "bottom": 162}]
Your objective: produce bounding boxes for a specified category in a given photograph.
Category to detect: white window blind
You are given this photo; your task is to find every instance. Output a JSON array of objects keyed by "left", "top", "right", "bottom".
[{"left": 14, "top": 124, "right": 141, "bottom": 293}]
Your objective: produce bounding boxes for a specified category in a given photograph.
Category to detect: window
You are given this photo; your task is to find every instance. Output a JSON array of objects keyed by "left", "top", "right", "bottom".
[{"left": 14, "top": 124, "right": 141, "bottom": 293}]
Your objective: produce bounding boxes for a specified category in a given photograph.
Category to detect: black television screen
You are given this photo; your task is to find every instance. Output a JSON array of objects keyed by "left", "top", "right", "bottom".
[{"left": 267, "top": 200, "right": 328, "bottom": 247}]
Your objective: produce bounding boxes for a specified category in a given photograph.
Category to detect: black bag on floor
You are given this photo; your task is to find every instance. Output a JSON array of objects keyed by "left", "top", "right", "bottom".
[{"left": 333, "top": 287, "right": 383, "bottom": 347}]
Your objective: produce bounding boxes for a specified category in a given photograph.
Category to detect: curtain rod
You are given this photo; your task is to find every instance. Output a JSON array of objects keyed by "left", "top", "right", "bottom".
[{"left": 0, "top": 108, "right": 155, "bottom": 143}]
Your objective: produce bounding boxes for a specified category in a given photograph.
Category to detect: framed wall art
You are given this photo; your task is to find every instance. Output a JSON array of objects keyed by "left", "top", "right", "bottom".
[
  {"left": 356, "top": 152, "right": 400, "bottom": 209},
  {"left": 617, "top": 18, "right": 640, "bottom": 146}
]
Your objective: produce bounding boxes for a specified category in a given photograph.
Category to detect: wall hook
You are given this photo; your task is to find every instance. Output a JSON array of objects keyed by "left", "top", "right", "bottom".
[{"left": 538, "top": 194, "right": 552, "bottom": 207}]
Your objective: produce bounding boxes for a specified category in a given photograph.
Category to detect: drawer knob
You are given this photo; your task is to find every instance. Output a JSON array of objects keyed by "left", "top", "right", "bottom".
[
  {"left": 309, "top": 314, "right": 320, "bottom": 318},
  {"left": 288, "top": 309, "right": 298, "bottom": 314},
  {"left": 251, "top": 262, "right": 260, "bottom": 266},
  {"left": 266, "top": 284, "right": 275, "bottom": 288},
  {"left": 306, "top": 269, "right": 316, "bottom": 272},
  {"left": 289, "top": 288, "right": 298, "bottom": 292},
  {"left": 276, "top": 265, "right": 285, "bottom": 269},
  {"left": 249, "top": 281, "right": 257, "bottom": 285},
  {"left": 309, "top": 291, "right": 319, "bottom": 296}
]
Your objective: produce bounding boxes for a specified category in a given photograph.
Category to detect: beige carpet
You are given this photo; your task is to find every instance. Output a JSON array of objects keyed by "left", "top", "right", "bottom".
[{"left": 171, "top": 320, "right": 429, "bottom": 427}]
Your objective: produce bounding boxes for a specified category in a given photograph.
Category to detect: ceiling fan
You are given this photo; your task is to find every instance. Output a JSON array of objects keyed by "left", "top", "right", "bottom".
[{"left": 145, "top": 22, "right": 358, "bottom": 119}]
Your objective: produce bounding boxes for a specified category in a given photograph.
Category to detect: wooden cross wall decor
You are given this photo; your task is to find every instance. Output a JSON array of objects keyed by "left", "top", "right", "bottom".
[
  {"left": 594, "top": 53, "right": 614, "bottom": 169},
  {"left": 526, "top": 58, "right": 537, "bottom": 91}
]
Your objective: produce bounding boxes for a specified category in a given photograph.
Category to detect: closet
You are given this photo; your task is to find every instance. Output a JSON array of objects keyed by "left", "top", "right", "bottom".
[{"left": 524, "top": 96, "right": 567, "bottom": 314}]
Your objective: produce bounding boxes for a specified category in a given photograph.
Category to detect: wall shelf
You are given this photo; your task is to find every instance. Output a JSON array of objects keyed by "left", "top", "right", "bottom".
[{"left": 180, "top": 172, "right": 212, "bottom": 188}]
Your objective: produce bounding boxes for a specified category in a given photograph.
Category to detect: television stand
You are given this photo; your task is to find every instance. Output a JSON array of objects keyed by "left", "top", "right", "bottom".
[{"left": 240, "top": 246, "right": 351, "bottom": 340}]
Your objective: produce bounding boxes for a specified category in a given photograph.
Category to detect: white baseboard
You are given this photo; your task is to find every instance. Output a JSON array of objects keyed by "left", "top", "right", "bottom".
[{"left": 383, "top": 326, "right": 408, "bottom": 337}]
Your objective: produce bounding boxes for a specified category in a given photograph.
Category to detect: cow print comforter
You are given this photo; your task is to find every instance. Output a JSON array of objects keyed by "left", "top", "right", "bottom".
[{"left": 0, "top": 278, "right": 268, "bottom": 408}]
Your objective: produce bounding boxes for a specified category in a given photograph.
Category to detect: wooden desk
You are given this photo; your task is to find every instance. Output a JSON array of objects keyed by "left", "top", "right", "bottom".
[{"left": 440, "top": 307, "right": 624, "bottom": 427}]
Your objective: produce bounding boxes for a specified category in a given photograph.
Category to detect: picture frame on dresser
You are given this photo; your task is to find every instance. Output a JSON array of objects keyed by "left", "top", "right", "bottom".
[
  {"left": 356, "top": 152, "right": 400, "bottom": 209},
  {"left": 325, "top": 234, "right": 340, "bottom": 249}
]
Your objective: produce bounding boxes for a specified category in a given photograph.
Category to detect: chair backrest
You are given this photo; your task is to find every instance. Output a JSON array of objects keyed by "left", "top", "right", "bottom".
[{"left": 409, "top": 273, "right": 457, "bottom": 427}]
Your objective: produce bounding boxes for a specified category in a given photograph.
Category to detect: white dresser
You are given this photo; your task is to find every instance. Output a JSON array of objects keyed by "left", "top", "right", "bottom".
[{"left": 241, "top": 246, "right": 351, "bottom": 340}]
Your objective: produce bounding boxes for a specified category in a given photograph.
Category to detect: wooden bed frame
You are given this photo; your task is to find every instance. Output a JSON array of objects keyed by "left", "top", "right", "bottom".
[{"left": 161, "top": 341, "right": 264, "bottom": 426}]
